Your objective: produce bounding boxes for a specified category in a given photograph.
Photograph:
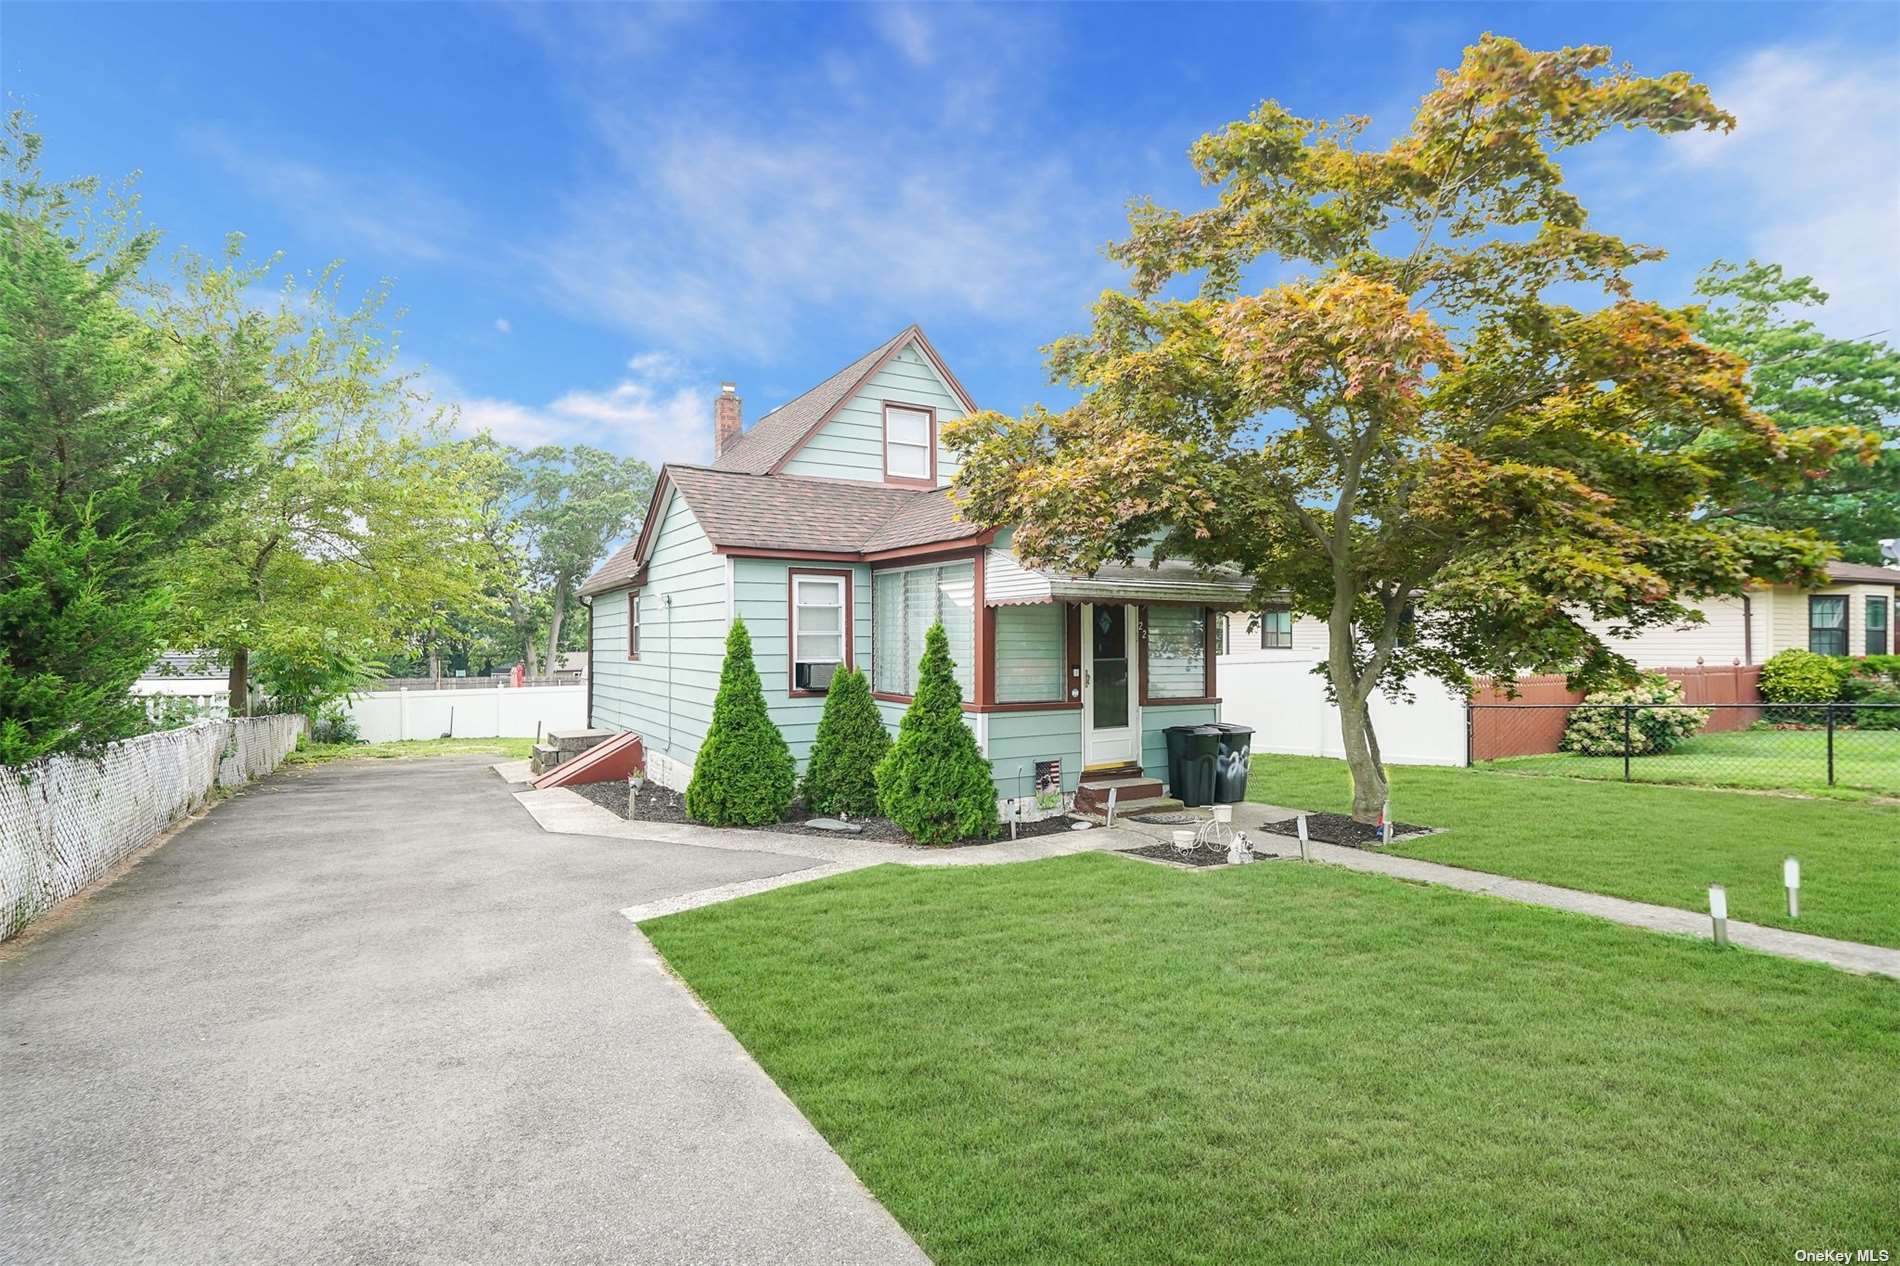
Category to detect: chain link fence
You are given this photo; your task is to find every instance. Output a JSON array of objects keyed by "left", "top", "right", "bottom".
[
  {"left": 1468, "top": 702, "right": 1900, "bottom": 795},
  {"left": 0, "top": 714, "right": 306, "bottom": 941}
]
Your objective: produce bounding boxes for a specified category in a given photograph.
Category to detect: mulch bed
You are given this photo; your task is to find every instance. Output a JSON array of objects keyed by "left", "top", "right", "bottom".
[
  {"left": 1119, "top": 841, "right": 1294, "bottom": 868},
  {"left": 571, "top": 777, "right": 1075, "bottom": 848},
  {"left": 1255, "top": 811, "right": 1434, "bottom": 849}
]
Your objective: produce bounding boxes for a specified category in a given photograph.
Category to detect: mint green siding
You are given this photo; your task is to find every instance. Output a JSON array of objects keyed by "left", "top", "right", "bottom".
[
  {"left": 731, "top": 557, "right": 872, "bottom": 770},
  {"left": 986, "top": 708, "right": 1086, "bottom": 794},
  {"left": 779, "top": 343, "right": 965, "bottom": 484},
  {"left": 590, "top": 489, "right": 727, "bottom": 765},
  {"left": 1140, "top": 703, "right": 1219, "bottom": 784}
]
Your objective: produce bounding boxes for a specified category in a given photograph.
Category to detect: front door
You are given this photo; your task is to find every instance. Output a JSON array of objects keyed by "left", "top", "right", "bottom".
[{"left": 1081, "top": 603, "right": 1139, "bottom": 767}]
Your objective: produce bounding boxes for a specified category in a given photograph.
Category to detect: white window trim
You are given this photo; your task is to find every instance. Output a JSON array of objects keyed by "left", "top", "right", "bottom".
[{"left": 792, "top": 573, "right": 848, "bottom": 694}]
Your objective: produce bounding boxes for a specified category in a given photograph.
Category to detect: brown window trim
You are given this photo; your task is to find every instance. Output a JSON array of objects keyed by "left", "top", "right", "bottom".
[
  {"left": 1137, "top": 605, "right": 1219, "bottom": 706},
  {"left": 788, "top": 568, "right": 854, "bottom": 697},
  {"left": 881, "top": 401, "right": 938, "bottom": 489},
  {"left": 988, "top": 599, "right": 1072, "bottom": 708},
  {"left": 627, "top": 590, "right": 640, "bottom": 661}
]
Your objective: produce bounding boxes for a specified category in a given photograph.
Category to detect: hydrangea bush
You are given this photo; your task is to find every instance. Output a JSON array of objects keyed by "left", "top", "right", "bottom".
[{"left": 1560, "top": 674, "right": 1710, "bottom": 756}]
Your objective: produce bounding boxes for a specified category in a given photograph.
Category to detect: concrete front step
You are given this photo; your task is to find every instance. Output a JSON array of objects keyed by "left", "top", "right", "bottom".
[
  {"left": 1075, "top": 773, "right": 1164, "bottom": 814},
  {"left": 1073, "top": 795, "right": 1187, "bottom": 824}
]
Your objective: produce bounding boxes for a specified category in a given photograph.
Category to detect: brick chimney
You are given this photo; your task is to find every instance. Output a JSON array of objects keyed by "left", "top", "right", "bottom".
[{"left": 713, "top": 382, "right": 742, "bottom": 456}]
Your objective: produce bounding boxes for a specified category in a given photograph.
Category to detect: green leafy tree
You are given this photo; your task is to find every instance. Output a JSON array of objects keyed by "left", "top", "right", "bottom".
[
  {"left": 948, "top": 37, "right": 1867, "bottom": 821},
  {"left": 0, "top": 116, "right": 271, "bottom": 760},
  {"left": 1692, "top": 261, "right": 1900, "bottom": 562},
  {"left": 800, "top": 666, "right": 890, "bottom": 817},
  {"left": 158, "top": 255, "right": 491, "bottom": 714},
  {"left": 875, "top": 623, "right": 998, "bottom": 843},
  {"left": 516, "top": 445, "right": 654, "bottom": 675},
  {"left": 685, "top": 618, "right": 795, "bottom": 826}
]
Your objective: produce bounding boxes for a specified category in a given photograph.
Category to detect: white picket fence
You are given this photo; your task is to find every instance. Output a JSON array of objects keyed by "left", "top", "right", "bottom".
[
  {"left": 0, "top": 715, "right": 306, "bottom": 941},
  {"left": 341, "top": 684, "right": 587, "bottom": 743}
]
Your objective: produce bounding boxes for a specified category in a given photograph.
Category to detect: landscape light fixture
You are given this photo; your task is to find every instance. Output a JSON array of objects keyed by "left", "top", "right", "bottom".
[
  {"left": 1784, "top": 856, "right": 1800, "bottom": 919},
  {"left": 1296, "top": 813, "right": 1310, "bottom": 862},
  {"left": 1708, "top": 884, "right": 1729, "bottom": 948}
]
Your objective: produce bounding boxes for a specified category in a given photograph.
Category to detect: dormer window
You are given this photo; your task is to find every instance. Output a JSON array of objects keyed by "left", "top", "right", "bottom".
[{"left": 883, "top": 403, "right": 936, "bottom": 486}]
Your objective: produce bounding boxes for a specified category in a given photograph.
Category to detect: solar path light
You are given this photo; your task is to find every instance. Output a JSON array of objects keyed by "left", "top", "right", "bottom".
[
  {"left": 1784, "top": 857, "right": 1800, "bottom": 919},
  {"left": 1708, "top": 884, "right": 1729, "bottom": 948}
]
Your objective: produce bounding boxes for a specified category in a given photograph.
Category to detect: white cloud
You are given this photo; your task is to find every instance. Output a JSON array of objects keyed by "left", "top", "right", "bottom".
[
  {"left": 519, "top": 5, "right": 1114, "bottom": 357},
  {"left": 1671, "top": 46, "right": 1900, "bottom": 338},
  {"left": 187, "top": 127, "right": 473, "bottom": 265},
  {"left": 494, "top": 317, "right": 512, "bottom": 334},
  {"left": 870, "top": 5, "right": 934, "bottom": 67},
  {"left": 441, "top": 365, "right": 713, "bottom": 465}
]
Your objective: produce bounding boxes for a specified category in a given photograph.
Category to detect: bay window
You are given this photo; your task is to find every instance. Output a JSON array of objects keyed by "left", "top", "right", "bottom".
[
  {"left": 1146, "top": 606, "right": 1210, "bottom": 700},
  {"left": 873, "top": 560, "right": 974, "bottom": 697},
  {"left": 790, "top": 571, "right": 849, "bottom": 694}
]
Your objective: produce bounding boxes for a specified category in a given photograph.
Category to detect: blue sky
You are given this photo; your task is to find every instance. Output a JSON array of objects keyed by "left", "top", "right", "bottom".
[{"left": 7, "top": 2, "right": 1896, "bottom": 466}]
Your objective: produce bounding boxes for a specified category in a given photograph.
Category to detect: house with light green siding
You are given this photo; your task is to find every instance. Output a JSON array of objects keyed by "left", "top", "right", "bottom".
[{"left": 579, "top": 326, "right": 1252, "bottom": 814}]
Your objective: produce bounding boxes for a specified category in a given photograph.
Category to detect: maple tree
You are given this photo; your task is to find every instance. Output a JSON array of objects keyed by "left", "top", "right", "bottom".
[{"left": 949, "top": 37, "right": 1872, "bottom": 820}]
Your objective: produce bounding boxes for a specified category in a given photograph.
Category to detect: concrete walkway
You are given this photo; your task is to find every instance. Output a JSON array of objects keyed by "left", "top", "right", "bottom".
[
  {"left": 0, "top": 756, "right": 928, "bottom": 1265},
  {"left": 1128, "top": 803, "right": 1900, "bottom": 981},
  {"left": 515, "top": 772, "right": 1900, "bottom": 980}
]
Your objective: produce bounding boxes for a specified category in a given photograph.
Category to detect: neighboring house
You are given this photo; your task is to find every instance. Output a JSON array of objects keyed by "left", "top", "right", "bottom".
[
  {"left": 549, "top": 653, "right": 588, "bottom": 683},
  {"left": 579, "top": 327, "right": 1251, "bottom": 811},
  {"left": 1573, "top": 562, "right": 1898, "bottom": 668}
]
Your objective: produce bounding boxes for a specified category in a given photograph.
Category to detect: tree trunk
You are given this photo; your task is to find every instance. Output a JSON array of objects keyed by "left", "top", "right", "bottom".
[
  {"left": 1326, "top": 603, "right": 1388, "bottom": 823},
  {"left": 226, "top": 647, "right": 250, "bottom": 718},
  {"left": 428, "top": 644, "right": 442, "bottom": 685},
  {"left": 520, "top": 631, "right": 540, "bottom": 680},
  {"left": 544, "top": 584, "right": 567, "bottom": 680},
  {"left": 1335, "top": 693, "right": 1389, "bottom": 823}
]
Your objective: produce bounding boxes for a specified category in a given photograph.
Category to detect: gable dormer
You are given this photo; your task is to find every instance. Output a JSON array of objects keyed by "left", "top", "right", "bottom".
[{"left": 711, "top": 327, "right": 974, "bottom": 488}]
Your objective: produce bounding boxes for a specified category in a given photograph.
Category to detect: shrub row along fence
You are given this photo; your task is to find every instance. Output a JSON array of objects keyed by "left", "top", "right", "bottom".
[
  {"left": 0, "top": 715, "right": 307, "bottom": 941},
  {"left": 1467, "top": 702, "right": 1900, "bottom": 795}
]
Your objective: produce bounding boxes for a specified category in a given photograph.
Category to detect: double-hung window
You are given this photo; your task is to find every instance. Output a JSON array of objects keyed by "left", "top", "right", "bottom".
[
  {"left": 1809, "top": 595, "right": 1849, "bottom": 656},
  {"left": 627, "top": 591, "right": 641, "bottom": 660},
  {"left": 883, "top": 404, "right": 935, "bottom": 484},
  {"left": 791, "top": 572, "right": 848, "bottom": 694},
  {"left": 1260, "top": 604, "right": 1293, "bottom": 650},
  {"left": 1868, "top": 595, "right": 1890, "bottom": 656}
]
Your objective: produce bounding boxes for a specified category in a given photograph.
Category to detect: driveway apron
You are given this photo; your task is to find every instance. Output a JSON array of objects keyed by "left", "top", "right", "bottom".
[{"left": 0, "top": 756, "right": 928, "bottom": 1265}]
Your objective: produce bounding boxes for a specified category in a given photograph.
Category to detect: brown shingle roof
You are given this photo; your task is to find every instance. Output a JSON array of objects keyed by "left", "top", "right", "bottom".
[
  {"left": 710, "top": 329, "right": 911, "bottom": 475},
  {"left": 671, "top": 465, "right": 930, "bottom": 553},
  {"left": 859, "top": 490, "right": 975, "bottom": 553},
  {"left": 579, "top": 467, "right": 987, "bottom": 596},
  {"left": 1826, "top": 561, "right": 1900, "bottom": 586}
]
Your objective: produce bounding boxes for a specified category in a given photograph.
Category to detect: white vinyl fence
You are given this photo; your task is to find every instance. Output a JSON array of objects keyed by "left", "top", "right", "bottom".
[
  {"left": 1219, "top": 658, "right": 1468, "bottom": 767},
  {"left": 340, "top": 684, "right": 586, "bottom": 744},
  {"left": 0, "top": 715, "right": 306, "bottom": 941}
]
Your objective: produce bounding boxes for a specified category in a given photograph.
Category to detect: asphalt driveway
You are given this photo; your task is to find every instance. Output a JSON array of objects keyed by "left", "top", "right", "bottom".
[{"left": 0, "top": 756, "right": 928, "bottom": 1265}]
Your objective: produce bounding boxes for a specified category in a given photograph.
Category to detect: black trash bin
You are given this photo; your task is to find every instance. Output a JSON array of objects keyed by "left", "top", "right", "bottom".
[
  {"left": 1164, "top": 724, "right": 1221, "bottom": 807},
  {"left": 1207, "top": 721, "right": 1254, "bottom": 803}
]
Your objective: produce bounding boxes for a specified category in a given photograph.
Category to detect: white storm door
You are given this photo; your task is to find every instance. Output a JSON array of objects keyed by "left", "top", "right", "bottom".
[{"left": 1081, "top": 603, "right": 1139, "bottom": 766}]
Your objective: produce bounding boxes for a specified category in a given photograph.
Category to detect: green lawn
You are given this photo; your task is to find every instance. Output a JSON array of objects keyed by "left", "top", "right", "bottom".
[
  {"left": 283, "top": 736, "right": 533, "bottom": 767},
  {"left": 644, "top": 856, "right": 1899, "bottom": 1265},
  {"left": 1486, "top": 726, "right": 1900, "bottom": 797},
  {"left": 1249, "top": 755, "right": 1900, "bottom": 949}
]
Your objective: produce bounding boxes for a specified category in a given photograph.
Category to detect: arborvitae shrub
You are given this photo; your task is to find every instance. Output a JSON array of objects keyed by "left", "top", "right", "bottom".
[
  {"left": 800, "top": 666, "right": 889, "bottom": 817},
  {"left": 875, "top": 622, "right": 999, "bottom": 844},
  {"left": 685, "top": 617, "right": 795, "bottom": 826}
]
